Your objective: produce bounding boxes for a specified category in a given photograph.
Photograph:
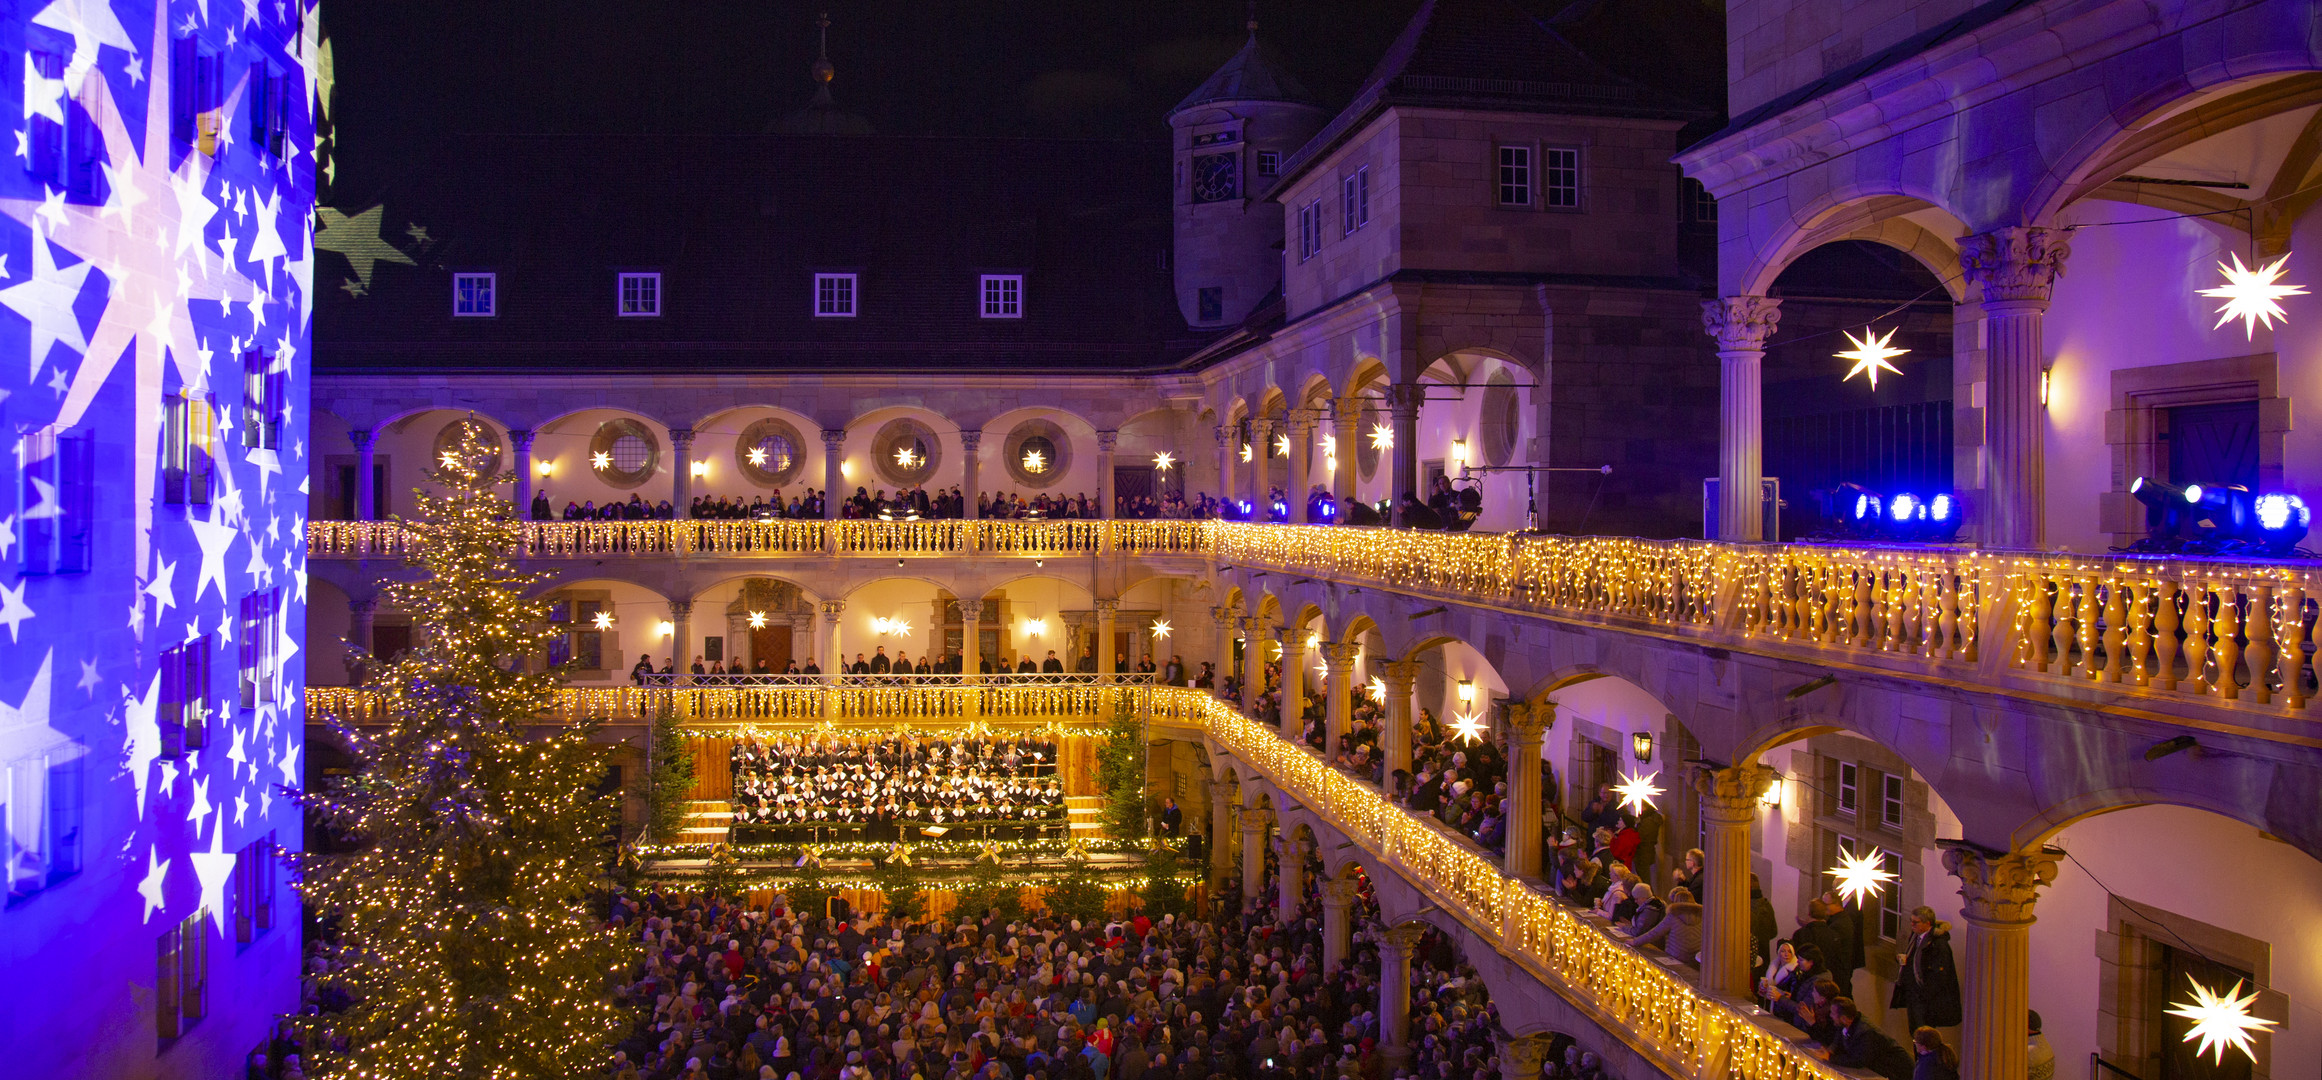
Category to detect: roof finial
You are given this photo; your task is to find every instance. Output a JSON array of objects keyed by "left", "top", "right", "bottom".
[
  {"left": 1246, "top": 0, "right": 1259, "bottom": 36},
  {"left": 812, "top": 11, "right": 835, "bottom": 85}
]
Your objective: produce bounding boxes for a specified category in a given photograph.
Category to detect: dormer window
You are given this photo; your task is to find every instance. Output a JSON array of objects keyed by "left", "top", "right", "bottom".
[
  {"left": 1257, "top": 150, "right": 1280, "bottom": 176},
  {"left": 815, "top": 273, "right": 858, "bottom": 317},
  {"left": 619, "top": 272, "right": 661, "bottom": 317},
  {"left": 453, "top": 272, "right": 496, "bottom": 316},
  {"left": 980, "top": 274, "right": 1023, "bottom": 319}
]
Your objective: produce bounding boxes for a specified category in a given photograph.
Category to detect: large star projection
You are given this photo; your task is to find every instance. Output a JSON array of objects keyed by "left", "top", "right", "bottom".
[{"left": 0, "top": 0, "right": 315, "bottom": 1053}]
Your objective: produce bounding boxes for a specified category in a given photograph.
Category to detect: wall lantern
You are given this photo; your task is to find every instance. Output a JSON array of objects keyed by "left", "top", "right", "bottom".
[{"left": 1632, "top": 731, "right": 1654, "bottom": 762}]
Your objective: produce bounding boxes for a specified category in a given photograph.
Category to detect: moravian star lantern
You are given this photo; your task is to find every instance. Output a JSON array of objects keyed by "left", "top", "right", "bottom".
[
  {"left": 2199, "top": 253, "right": 2307, "bottom": 339},
  {"left": 1612, "top": 770, "right": 1663, "bottom": 814},
  {"left": 1826, "top": 847, "right": 1899, "bottom": 906},
  {"left": 1837, "top": 327, "right": 1909, "bottom": 390},
  {"left": 2167, "top": 977, "right": 2276, "bottom": 1065}
]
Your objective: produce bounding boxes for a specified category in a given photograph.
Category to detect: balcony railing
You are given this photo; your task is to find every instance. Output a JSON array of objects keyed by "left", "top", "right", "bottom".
[
  {"left": 306, "top": 676, "right": 1152, "bottom": 728},
  {"left": 309, "top": 519, "right": 2322, "bottom": 728},
  {"left": 1149, "top": 687, "right": 1844, "bottom": 1080}
]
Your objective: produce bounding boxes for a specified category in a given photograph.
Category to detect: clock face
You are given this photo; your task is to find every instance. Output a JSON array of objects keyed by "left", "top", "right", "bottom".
[{"left": 1192, "top": 153, "right": 1240, "bottom": 203}]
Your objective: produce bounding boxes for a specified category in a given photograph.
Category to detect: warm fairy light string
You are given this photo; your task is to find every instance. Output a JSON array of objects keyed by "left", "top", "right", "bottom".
[
  {"left": 1159, "top": 687, "right": 1846, "bottom": 1080},
  {"left": 312, "top": 519, "right": 2321, "bottom": 717}
]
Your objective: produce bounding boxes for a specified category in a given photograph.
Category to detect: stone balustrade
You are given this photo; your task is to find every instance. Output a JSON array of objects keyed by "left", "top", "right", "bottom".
[
  {"left": 306, "top": 678, "right": 1150, "bottom": 728},
  {"left": 1148, "top": 687, "right": 1847, "bottom": 1080},
  {"left": 310, "top": 520, "right": 2322, "bottom": 726}
]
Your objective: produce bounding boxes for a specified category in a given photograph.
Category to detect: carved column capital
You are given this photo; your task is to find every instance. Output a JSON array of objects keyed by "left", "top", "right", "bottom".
[
  {"left": 1211, "top": 605, "right": 1236, "bottom": 628},
  {"left": 349, "top": 429, "right": 376, "bottom": 452},
  {"left": 1318, "top": 876, "right": 1358, "bottom": 907},
  {"left": 1284, "top": 408, "right": 1317, "bottom": 437},
  {"left": 1496, "top": 1032, "right": 1560, "bottom": 1080},
  {"left": 347, "top": 599, "right": 378, "bottom": 616},
  {"left": 1320, "top": 641, "right": 1361, "bottom": 667},
  {"left": 820, "top": 599, "right": 845, "bottom": 622},
  {"left": 1380, "top": 923, "right": 1428, "bottom": 956},
  {"left": 1701, "top": 295, "right": 1783, "bottom": 352},
  {"left": 1272, "top": 626, "right": 1305, "bottom": 654},
  {"left": 668, "top": 427, "right": 696, "bottom": 451},
  {"left": 1384, "top": 383, "right": 1425, "bottom": 417},
  {"left": 1693, "top": 762, "right": 1777, "bottom": 824},
  {"left": 1216, "top": 424, "right": 1236, "bottom": 448},
  {"left": 1942, "top": 845, "right": 2061, "bottom": 926},
  {"left": 1093, "top": 598, "right": 1120, "bottom": 616},
  {"left": 507, "top": 428, "right": 536, "bottom": 452},
  {"left": 1959, "top": 226, "right": 2070, "bottom": 306},
  {"left": 1381, "top": 658, "right": 1424, "bottom": 688},
  {"left": 958, "top": 429, "right": 982, "bottom": 452},
  {"left": 1503, "top": 700, "right": 1554, "bottom": 743},
  {"left": 820, "top": 428, "right": 847, "bottom": 451},
  {"left": 1096, "top": 430, "right": 1119, "bottom": 452},
  {"left": 667, "top": 600, "right": 694, "bottom": 618}
]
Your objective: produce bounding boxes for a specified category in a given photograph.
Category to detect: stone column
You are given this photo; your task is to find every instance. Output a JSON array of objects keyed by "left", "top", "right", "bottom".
[
  {"left": 726, "top": 611, "right": 746, "bottom": 670},
  {"left": 1094, "top": 598, "right": 1119, "bottom": 678},
  {"left": 1496, "top": 1032, "right": 1558, "bottom": 1080},
  {"left": 1215, "top": 424, "right": 1237, "bottom": 515},
  {"left": 820, "top": 600, "right": 845, "bottom": 677},
  {"left": 1701, "top": 296, "right": 1782, "bottom": 541},
  {"left": 1379, "top": 923, "right": 1428, "bottom": 1069},
  {"left": 1319, "top": 876, "right": 1357, "bottom": 973},
  {"left": 346, "top": 598, "right": 377, "bottom": 655},
  {"left": 960, "top": 430, "right": 983, "bottom": 519},
  {"left": 1503, "top": 701, "right": 1553, "bottom": 881},
  {"left": 1321, "top": 642, "right": 1357, "bottom": 758},
  {"left": 1945, "top": 846, "right": 2062, "bottom": 1080},
  {"left": 1284, "top": 408, "right": 1316, "bottom": 524},
  {"left": 669, "top": 600, "right": 694, "bottom": 684},
  {"left": 1209, "top": 779, "right": 1237, "bottom": 893},
  {"left": 509, "top": 429, "right": 536, "bottom": 517},
  {"left": 1240, "top": 808, "right": 1270, "bottom": 913},
  {"left": 1695, "top": 762, "right": 1776, "bottom": 997},
  {"left": 350, "top": 429, "right": 377, "bottom": 520},
  {"left": 960, "top": 600, "right": 983, "bottom": 679},
  {"left": 821, "top": 428, "right": 846, "bottom": 521},
  {"left": 1960, "top": 227, "right": 2069, "bottom": 550},
  {"left": 1385, "top": 384, "right": 1422, "bottom": 526},
  {"left": 1331, "top": 397, "right": 1361, "bottom": 511},
  {"left": 791, "top": 611, "right": 813, "bottom": 673},
  {"left": 670, "top": 428, "right": 697, "bottom": 518},
  {"left": 1211, "top": 606, "right": 1238, "bottom": 700},
  {"left": 1097, "top": 430, "right": 1119, "bottom": 519},
  {"left": 1380, "top": 659, "right": 1422, "bottom": 780},
  {"left": 1240, "top": 616, "right": 1267, "bottom": 715},
  {"left": 1276, "top": 829, "right": 1308, "bottom": 924},
  {"left": 1275, "top": 629, "right": 1306, "bottom": 737},
  {"left": 1246, "top": 416, "right": 1275, "bottom": 516}
]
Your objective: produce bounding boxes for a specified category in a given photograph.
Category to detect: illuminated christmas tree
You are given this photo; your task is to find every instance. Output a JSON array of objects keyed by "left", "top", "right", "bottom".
[{"left": 294, "top": 424, "right": 634, "bottom": 1079}]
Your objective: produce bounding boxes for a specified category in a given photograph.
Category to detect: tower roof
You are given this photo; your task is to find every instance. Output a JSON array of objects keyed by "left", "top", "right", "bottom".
[
  {"left": 1172, "top": 28, "right": 1318, "bottom": 113},
  {"left": 768, "top": 12, "right": 875, "bottom": 136}
]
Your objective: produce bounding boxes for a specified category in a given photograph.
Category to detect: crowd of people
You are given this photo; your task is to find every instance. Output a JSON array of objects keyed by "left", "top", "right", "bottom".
[
  {"left": 728, "top": 734, "right": 1069, "bottom": 840},
  {"left": 523, "top": 479, "right": 1487, "bottom": 531}
]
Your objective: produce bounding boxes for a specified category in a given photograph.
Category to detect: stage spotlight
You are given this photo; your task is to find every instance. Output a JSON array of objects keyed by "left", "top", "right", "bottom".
[{"left": 2252, "top": 493, "right": 2311, "bottom": 554}]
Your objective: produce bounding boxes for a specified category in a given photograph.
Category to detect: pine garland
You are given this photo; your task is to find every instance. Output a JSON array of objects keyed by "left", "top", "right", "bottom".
[{"left": 293, "top": 425, "right": 637, "bottom": 1080}]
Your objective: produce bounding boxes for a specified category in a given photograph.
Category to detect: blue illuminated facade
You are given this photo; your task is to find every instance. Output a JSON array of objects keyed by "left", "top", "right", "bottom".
[{"left": 1, "top": 0, "right": 315, "bottom": 1075}]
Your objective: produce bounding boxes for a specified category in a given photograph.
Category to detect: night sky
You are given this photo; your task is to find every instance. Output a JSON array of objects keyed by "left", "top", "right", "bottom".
[{"left": 323, "top": 1, "right": 1440, "bottom": 198}]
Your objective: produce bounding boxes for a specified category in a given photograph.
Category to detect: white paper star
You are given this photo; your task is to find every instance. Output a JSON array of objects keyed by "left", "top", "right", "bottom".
[
  {"left": 1447, "top": 711, "right": 1486, "bottom": 744},
  {"left": 2167, "top": 977, "right": 2276, "bottom": 1064},
  {"left": 1612, "top": 770, "right": 1663, "bottom": 814},
  {"left": 1826, "top": 847, "right": 1898, "bottom": 906},
  {"left": 1836, "top": 327, "right": 1908, "bottom": 390},
  {"left": 2200, "top": 253, "right": 2308, "bottom": 338},
  {"left": 1368, "top": 423, "right": 1392, "bottom": 450}
]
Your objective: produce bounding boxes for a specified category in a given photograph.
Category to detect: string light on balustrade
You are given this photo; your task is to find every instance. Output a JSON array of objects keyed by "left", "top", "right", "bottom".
[
  {"left": 2166, "top": 977, "right": 2276, "bottom": 1064},
  {"left": 1836, "top": 327, "right": 1908, "bottom": 390},
  {"left": 1612, "top": 770, "right": 1663, "bottom": 813},
  {"left": 2200, "top": 253, "right": 2306, "bottom": 338},
  {"left": 1826, "top": 847, "right": 1898, "bottom": 906}
]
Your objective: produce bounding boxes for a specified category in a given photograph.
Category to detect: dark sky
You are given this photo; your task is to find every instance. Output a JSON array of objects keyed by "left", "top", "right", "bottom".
[{"left": 323, "top": 1, "right": 1430, "bottom": 197}]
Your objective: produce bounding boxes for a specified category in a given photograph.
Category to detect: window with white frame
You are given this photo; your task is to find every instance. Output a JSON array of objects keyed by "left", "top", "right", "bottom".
[
  {"left": 163, "top": 392, "right": 215, "bottom": 507},
  {"left": 1497, "top": 145, "right": 1533, "bottom": 206},
  {"left": 241, "top": 351, "right": 282, "bottom": 451},
  {"left": 1297, "top": 199, "right": 1321, "bottom": 261},
  {"left": 618, "top": 272, "right": 660, "bottom": 317},
  {"left": 1836, "top": 761, "right": 1858, "bottom": 817},
  {"left": 453, "top": 272, "right": 495, "bottom": 317},
  {"left": 238, "top": 590, "right": 281, "bottom": 710},
  {"left": 980, "top": 274, "right": 1023, "bottom": 319},
  {"left": 1876, "top": 849, "right": 1904, "bottom": 939},
  {"left": 1257, "top": 150, "right": 1280, "bottom": 176},
  {"left": 5, "top": 750, "right": 83, "bottom": 900},
  {"left": 814, "top": 273, "right": 857, "bottom": 317},
  {"left": 1544, "top": 146, "right": 1581, "bottom": 209},
  {"left": 1341, "top": 167, "right": 1370, "bottom": 236},
  {"left": 1880, "top": 772, "right": 1905, "bottom": 829}
]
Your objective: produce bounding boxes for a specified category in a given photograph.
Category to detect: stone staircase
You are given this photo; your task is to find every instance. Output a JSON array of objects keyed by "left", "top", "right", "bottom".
[
  {"left": 1064, "top": 795, "right": 1105, "bottom": 835},
  {"left": 680, "top": 800, "right": 733, "bottom": 844}
]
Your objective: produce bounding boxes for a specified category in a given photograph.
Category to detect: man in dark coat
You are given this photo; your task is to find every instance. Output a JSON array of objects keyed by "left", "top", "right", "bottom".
[
  {"left": 1892, "top": 907, "right": 1963, "bottom": 1030},
  {"left": 1792, "top": 897, "right": 1841, "bottom": 979},
  {"left": 1823, "top": 890, "right": 1866, "bottom": 990},
  {"left": 1825, "top": 998, "right": 1914, "bottom": 1080},
  {"left": 1042, "top": 650, "right": 1065, "bottom": 673},
  {"left": 1158, "top": 798, "right": 1182, "bottom": 836}
]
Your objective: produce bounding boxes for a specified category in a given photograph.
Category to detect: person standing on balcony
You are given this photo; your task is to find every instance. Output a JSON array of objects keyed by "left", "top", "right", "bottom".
[
  {"left": 1632, "top": 802, "right": 1665, "bottom": 885},
  {"left": 1193, "top": 661, "right": 1213, "bottom": 689},
  {"left": 1043, "top": 651, "right": 1064, "bottom": 673},
  {"left": 869, "top": 647, "right": 890, "bottom": 674},
  {"left": 1891, "top": 907, "right": 1961, "bottom": 1034},
  {"left": 630, "top": 655, "right": 653, "bottom": 685},
  {"left": 530, "top": 490, "right": 552, "bottom": 520}
]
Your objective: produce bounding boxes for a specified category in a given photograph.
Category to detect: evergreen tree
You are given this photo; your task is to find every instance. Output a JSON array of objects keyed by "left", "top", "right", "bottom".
[
  {"left": 1095, "top": 712, "right": 1148, "bottom": 838},
  {"left": 869, "top": 854, "right": 924, "bottom": 922},
  {"left": 697, "top": 843, "right": 745, "bottom": 899},
  {"left": 293, "top": 425, "right": 634, "bottom": 1080},
  {"left": 957, "top": 857, "right": 1022, "bottom": 924},
  {"left": 1045, "top": 859, "right": 1109, "bottom": 925},
  {"left": 646, "top": 701, "right": 694, "bottom": 843},
  {"left": 785, "top": 861, "right": 835, "bottom": 925},
  {"left": 1139, "top": 842, "right": 1188, "bottom": 919}
]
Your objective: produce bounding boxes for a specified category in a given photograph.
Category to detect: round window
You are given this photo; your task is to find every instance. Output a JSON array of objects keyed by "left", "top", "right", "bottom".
[
  {"left": 871, "top": 418, "right": 941, "bottom": 488},
  {"left": 1480, "top": 373, "right": 1520, "bottom": 467},
  {"left": 1356, "top": 400, "right": 1384, "bottom": 481},
  {"left": 1003, "top": 419, "right": 1072, "bottom": 488},
  {"left": 588, "top": 418, "right": 661, "bottom": 489},
  {"left": 736, "top": 418, "right": 807, "bottom": 487},
  {"left": 431, "top": 418, "right": 504, "bottom": 480}
]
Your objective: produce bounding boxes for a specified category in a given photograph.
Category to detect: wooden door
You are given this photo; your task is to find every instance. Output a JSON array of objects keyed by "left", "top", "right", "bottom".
[{"left": 750, "top": 625, "right": 792, "bottom": 671}]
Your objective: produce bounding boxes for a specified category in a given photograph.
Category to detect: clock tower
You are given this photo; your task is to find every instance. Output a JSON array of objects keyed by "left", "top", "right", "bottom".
[{"left": 1167, "top": 21, "right": 1327, "bottom": 329}]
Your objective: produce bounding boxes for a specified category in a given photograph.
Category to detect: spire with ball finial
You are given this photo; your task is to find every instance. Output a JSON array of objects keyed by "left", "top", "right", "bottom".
[{"left": 770, "top": 9, "right": 874, "bottom": 135}]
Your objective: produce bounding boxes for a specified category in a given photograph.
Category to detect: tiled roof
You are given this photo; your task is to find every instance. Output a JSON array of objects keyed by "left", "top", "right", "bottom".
[
  {"left": 1270, "top": 0, "right": 1702, "bottom": 193},
  {"left": 315, "top": 134, "right": 1205, "bottom": 372},
  {"left": 1172, "top": 32, "right": 1320, "bottom": 113}
]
